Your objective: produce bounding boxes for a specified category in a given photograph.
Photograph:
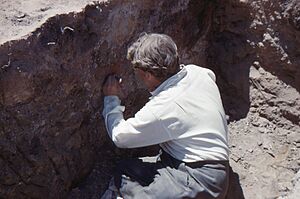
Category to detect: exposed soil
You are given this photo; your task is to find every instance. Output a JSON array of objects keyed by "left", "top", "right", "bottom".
[
  {"left": 0, "top": 0, "right": 96, "bottom": 44},
  {"left": 0, "top": 0, "right": 299, "bottom": 199}
]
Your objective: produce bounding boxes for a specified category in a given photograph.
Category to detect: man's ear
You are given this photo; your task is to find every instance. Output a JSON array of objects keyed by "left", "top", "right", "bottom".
[
  {"left": 141, "top": 70, "right": 151, "bottom": 80},
  {"left": 146, "top": 72, "right": 161, "bottom": 84},
  {"left": 145, "top": 72, "right": 153, "bottom": 79}
]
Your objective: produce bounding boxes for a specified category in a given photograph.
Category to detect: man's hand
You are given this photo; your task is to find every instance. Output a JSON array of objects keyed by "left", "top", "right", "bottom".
[{"left": 102, "top": 74, "right": 123, "bottom": 97}]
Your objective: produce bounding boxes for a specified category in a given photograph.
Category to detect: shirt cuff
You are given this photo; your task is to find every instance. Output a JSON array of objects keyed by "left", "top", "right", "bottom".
[{"left": 102, "top": 96, "right": 123, "bottom": 117}]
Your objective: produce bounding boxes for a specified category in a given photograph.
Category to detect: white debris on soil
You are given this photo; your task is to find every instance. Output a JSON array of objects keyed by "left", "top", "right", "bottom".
[{"left": 0, "top": 0, "right": 99, "bottom": 44}]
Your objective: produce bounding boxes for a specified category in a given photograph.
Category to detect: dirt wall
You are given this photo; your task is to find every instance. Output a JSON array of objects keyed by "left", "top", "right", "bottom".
[{"left": 0, "top": 1, "right": 214, "bottom": 198}]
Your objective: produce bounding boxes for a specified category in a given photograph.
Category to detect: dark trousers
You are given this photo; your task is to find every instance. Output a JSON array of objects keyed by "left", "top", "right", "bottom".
[{"left": 114, "top": 150, "right": 229, "bottom": 199}]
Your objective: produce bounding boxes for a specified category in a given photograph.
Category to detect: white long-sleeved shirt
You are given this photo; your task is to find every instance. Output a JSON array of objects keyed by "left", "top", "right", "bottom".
[{"left": 102, "top": 64, "right": 229, "bottom": 162}]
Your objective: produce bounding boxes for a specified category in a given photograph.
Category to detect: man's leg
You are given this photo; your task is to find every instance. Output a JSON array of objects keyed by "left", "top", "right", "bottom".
[
  {"left": 118, "top": 163, "right": 190, "bottom": 198},
  {"left": 101, "top": 178, "right": 120, "bottom": 199},
  {"left": 114, "top": 155, "right": 163, "bottom": 189},
  {"left": 117, "top": 162, "right": 229, "bottom": 199}
]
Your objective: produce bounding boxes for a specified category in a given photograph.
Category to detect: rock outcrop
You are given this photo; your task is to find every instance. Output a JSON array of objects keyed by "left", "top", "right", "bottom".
[{"left": 0, "top": 1, "right": 216, "bottom": 198}]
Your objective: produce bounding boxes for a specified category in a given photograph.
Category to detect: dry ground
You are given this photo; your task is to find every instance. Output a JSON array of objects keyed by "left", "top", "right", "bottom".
[{"left": 0, "top": 0, "right": 95, "bottom": 44}]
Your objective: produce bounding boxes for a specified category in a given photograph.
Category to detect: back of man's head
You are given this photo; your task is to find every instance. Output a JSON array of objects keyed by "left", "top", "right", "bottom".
[{"left": 127, "top": 33, "right": 180, "bottom": 81}]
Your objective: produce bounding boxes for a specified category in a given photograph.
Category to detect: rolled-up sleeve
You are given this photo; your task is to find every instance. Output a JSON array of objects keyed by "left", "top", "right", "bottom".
[
  {"left": 102, "top": 96, "right": 125, "bottom": 137},
  {"left": 102, "top": 96, "right": 172, "bottom": 148}
]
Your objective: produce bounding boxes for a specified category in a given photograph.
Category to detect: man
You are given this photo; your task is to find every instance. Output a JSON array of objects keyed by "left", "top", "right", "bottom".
[{"left": 102, "top": 33, "right": 229, "bottom": 199}]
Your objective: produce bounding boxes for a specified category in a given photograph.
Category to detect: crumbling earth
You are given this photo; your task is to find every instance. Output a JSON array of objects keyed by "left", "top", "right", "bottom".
[{"left": 0, "top": 0, "right": 299, "bottom": 199}]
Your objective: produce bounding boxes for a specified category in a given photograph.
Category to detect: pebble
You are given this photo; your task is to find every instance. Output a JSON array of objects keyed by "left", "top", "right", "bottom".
[
  {"left": 258, "top": 141, "right": 263, "bottom": 146},
  {"left": 258, "top": 127, "right": 267, "bottom": 133},
  {"left": 258, "top": 42, "right": 264, "bottom": 48},
  {"left": 248, "top": 149, "right": 254, "bottom": 153},
  {"left": 278, "top": 182, "right": 293, "bottom": 192},
  {"left": 231, "top": 154, "right": 242, "bottom": 162},
  {"left": 252, "top": 121, "right": 260, "bottom": 127},
  {"left": 267, "top": 151, "right": 275, "bottom": 158},
  {"left": 16, "top": 13, "right": 26, "bottom": 19}
]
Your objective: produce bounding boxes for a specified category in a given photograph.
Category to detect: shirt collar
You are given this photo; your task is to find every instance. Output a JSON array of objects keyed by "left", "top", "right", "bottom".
[{"left": 150, "top": 64, "right": 187, "bottom": 98}]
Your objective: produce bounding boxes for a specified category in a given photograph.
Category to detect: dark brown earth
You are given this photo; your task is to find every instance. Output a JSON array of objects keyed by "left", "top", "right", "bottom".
[{"left": 0, "top": 0, "right": 299, "bottom": 199}]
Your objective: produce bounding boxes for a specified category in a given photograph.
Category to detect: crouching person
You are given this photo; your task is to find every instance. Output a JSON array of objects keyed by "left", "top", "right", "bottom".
[{"left": 101, "top": 33, "right": 229, "bottom": 199}]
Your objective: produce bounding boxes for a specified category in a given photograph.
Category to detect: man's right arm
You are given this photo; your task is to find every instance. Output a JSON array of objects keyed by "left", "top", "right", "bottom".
[
  {"left": 102, "top": 95, "right": 125, "bottom": 138},
  {"left": 102, "top": 97, "right": 172, "bottom": 148}
]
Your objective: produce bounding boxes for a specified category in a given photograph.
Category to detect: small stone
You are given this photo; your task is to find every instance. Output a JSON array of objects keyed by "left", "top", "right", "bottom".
[
  {"left": 40, "top": 7, "right": 51, "bottom": 12},
  {"left": 231, "top": 154, "right": 241, "bottom": 162},
  {"left": 253, "top": 61, "right": 260, "bottom": 66},
  {"left": 252, "top": 121, "right": 260, "bottom": 127},
  {"left": 278, "top": 181, "right": 293, "bottom": 192},
  {"left": 47, "top": 42, "right": 56, "bottom": 45},
  {"left": 249, "top": 107, "right": 256, "bottom": 112},
  {"left": 84, "top": 82, "right": 91, "bottom": 90},
  {"left": 258, "top": 127, "right": 266, "bottom": 133},
  {"left": 258, "top": 141, "right": 263, "bottom": 146},
  {"left": 267, "top": 151, "right": 275, "bottom": 158},
  {"left": 16, "top": 13, "right": 26, "bottom": 19},
  {"left": 258, "top": 42, "right": 264, "bottom": 48}
]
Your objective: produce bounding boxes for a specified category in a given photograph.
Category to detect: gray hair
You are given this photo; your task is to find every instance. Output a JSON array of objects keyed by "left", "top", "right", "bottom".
[{"left": 127, "top": 33, "right": 180, "bottom": 80}]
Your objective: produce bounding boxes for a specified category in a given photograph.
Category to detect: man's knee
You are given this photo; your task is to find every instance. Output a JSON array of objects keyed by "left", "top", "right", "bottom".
[
  {"left": 114, "top": 159, "right": 143, "bottom": 187},
  {"left": 116, "top": 159, "right": 143, "bottom": 176},
  {"left": 114, "top": 158, "right": 157, "bottom": 187}
]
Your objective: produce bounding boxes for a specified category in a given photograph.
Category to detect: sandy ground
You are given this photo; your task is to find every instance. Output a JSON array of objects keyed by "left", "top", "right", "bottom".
[{"left": 0, "top": 0, "right": 95, "bottom": 44}]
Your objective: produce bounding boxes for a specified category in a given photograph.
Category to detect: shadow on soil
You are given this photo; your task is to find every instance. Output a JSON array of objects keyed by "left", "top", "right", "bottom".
[{"left": 226, "top": 166, "right": 245, "bottom": 199}]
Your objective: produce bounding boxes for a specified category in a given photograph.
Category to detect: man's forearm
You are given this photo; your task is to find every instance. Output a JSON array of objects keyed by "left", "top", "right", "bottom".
[{"left": 102, "top": 96, "right": 125, "bottom": 138}]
